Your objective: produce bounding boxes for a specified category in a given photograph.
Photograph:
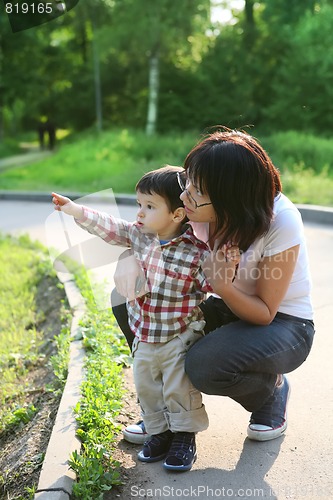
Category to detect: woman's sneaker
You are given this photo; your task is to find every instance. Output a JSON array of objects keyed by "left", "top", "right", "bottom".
[
  {"left": 123, "top": 420, "right": 149, "bottom": 445},
  {"left": 247, "top": 375, "right": 290, "bottom": 441},
  {"left": 163, "top": 432, "right": 197, "bottom": 472},
  {"left": 137, "top": 430, "right": 174, "bottom": 462}
]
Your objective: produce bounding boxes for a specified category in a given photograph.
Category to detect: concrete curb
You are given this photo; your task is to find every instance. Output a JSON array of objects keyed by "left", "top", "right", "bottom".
[
  {"left": 35, "top": 270, "right": 86, "bottom": 500},
  {"left": 1, "top": 190, "right": 333, "bottom": 225},
  {"left": 296, "top": 204, "right": 333, "bottom": 226}
]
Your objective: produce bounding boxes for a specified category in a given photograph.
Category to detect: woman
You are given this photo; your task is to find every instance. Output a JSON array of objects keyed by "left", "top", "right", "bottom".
[{"left": 114, "top": 128, "right": 314, "bottom": 444}]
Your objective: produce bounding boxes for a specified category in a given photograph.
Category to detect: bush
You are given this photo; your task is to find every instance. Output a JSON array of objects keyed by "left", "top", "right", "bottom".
[{"left": 260, "top": 130, "right": 333, "bottom": 174}]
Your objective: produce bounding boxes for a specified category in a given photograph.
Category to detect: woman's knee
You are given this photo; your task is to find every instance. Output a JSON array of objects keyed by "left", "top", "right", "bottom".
[
  {"left": 185, "top": 343, "right": 212, "bottom": 393},
  {"left": 184, "top": 328, "right": 239, "bottom": 394}
]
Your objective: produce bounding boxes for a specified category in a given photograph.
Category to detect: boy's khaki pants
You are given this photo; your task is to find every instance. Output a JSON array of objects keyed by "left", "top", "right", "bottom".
[{"left": 132, "top": 329, "right": 209, "bottom": 435}]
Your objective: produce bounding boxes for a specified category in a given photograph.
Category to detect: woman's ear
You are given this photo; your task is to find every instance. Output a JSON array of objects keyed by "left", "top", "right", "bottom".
[{"left": 173, "top": 207, "right": 187, "bottom": 223}]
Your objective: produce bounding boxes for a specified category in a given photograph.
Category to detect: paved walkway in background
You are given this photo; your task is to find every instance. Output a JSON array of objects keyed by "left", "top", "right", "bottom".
[
  {"left": 1, "top": 199, "right": 333, "bottom": 500},
  {"left": 0, "top": 150, "right": 53, "bottom": 171}
]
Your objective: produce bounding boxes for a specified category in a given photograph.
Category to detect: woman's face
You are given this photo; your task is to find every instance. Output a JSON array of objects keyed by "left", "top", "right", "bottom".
[{"left": 179, "top": 178, "right": 216, "bottom": 223}]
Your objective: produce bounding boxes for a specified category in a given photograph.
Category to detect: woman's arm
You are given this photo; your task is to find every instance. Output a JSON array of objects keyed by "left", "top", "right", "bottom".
[
  {"left": 203, "top": 244, "right": 300, "bottom": 325},
  {"left": 114, "top": 249, "right": 145, "bottom": 301}
]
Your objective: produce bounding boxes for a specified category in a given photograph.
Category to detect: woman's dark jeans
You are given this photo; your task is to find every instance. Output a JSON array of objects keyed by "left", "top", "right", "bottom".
[
  {"left": 111, "top": 289, "right": 136, "bottom": 349},
  {"left": 111, "top": 290, "right": 315, "bottom": 413}
]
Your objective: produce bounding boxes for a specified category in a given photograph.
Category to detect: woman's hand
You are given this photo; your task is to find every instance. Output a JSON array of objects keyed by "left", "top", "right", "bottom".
[
  {"left": 52, "top": 192, "right": 84, "bottom": 219},
  {"left": 203, "top": 242, "right": 241, "bottom": 291},
  {"left": 114, "top": 249, "right": 146, "bottom": 301}
]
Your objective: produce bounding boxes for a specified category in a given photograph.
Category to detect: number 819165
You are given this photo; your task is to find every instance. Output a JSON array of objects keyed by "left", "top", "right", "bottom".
[{"left": 5, "top": 2, "right": 62, "bottom": 14}]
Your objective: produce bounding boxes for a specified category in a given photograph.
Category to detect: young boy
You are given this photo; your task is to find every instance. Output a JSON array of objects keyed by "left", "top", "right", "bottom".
[{"left": 52, "top": 165, "right": 212, "bottom": 472}]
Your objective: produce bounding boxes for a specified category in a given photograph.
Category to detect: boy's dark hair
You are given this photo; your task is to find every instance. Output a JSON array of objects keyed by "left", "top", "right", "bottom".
[{"left": 136, "top": 165, "right": 185, "bottom": 212}]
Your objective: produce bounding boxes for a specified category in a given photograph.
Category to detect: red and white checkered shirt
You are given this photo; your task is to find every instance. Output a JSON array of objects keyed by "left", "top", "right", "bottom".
[{"left": 76, "top": 207, "right": 213, "bottom": 343}]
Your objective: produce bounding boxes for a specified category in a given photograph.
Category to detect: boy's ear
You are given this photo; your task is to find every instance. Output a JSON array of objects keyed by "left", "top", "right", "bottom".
[{"left": 173, "top": 207, "right": 187, "bottom": 223}]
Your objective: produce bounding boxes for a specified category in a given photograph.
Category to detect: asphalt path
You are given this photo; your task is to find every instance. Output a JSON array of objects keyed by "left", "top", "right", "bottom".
[{"left": 1, "top": 199, "right": 332, "bottom": 500}]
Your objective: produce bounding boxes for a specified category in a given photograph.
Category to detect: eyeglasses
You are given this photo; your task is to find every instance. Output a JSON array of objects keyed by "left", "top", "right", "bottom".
[{"left": 177, "top": 172, "right": 212, "bottom": 209}]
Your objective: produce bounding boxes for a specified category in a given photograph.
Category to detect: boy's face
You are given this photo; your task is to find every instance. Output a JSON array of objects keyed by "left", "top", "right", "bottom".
[{"left": 136, "top": 191, "right": 181, "bottom": 239}]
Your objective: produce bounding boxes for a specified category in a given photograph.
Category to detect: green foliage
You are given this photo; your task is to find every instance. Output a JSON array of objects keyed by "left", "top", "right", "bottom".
[
  {"left": 69, "top": 448, "right": 121, "bottom": 499},
  {"left": 194, "top": 24, "right": 257, "bottom": 128},
  {"left": 49, "top": 322, "right": 71, "bottom": 390},
  {"left": 1, "top": 0, "right": 333, "bottom": 136},
  {"left": 260, "top": 131, "right": 333, "bottom": 205},
  {"left": 67, "top": 266, "right": 130, "bottom": 498},
  {"left": 265, "top": 4, "right": 333, "bottom": 132},
  {"left": 0, "top": 138, "right": 22, "bottom": 158},
  {"left": 261, "top": 131, "right": 333, "bottom": 173},
  {"left": 1, "top": 126, "right": 333, "bottom": 205},
  {"left": 0, "top": 234, "right": 70, "bottom": 432},
  {"left": 280, "top": 164, "right": 333, "bottom": 206},
  {"left": 0, "top": 128, "right": 199, "bottom": 192},
  {"left": 0, "top": 235, "right": 45, "bottom": 430},
  {"left": 9, "top": 405, "right": 37, "bottom": 427},
  {"left": 262, "top": 0, "right": 316, "bottom": 25}
]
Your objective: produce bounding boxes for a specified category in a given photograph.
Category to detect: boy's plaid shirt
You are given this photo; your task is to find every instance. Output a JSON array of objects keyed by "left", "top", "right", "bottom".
[{"left": 76, "top": 207, "right": 213, "bottom": 343}]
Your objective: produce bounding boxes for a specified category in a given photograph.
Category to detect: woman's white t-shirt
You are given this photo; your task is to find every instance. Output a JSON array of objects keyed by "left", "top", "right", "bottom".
[{"left": 191, "top": 193, "right": 313, "bottom": 320}]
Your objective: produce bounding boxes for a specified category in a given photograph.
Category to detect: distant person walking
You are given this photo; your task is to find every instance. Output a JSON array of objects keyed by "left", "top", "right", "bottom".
[{"left": 38, "top": 118, "right": 56, "bottom": 150}]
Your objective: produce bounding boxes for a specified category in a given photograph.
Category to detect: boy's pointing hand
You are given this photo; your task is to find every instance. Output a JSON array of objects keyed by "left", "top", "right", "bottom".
[{"left": 52, "top": 192, "right": 83, "bottom": 218}]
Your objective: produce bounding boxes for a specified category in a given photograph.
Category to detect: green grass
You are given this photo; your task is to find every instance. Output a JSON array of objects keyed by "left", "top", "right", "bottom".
[
  {"left": 260, "top": 131, "right": 333, "bottom": 206},
  {"left": 0, "top": 139, "right": 22, "bottom": 159},
  {"left": 1, "top": 128, "right": 332, "bottom": 205},
  {"left": 0, "top": 235, "right": 130, "bottom": 498},
  {"left": 65, "top": 265, "right": 131, "bottom": 499},
  {"left": 0, "top": 128, "right": 199, "bottom": 194},
  {"left": 0, "top": 234, "right": 69, "bottom": 432}
]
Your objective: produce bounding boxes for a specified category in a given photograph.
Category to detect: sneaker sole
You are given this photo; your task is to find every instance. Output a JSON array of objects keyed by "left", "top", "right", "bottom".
[
  {"left": 122, "top": 429, "right": 149, "bottom": 445},
  {"left": 247, "top": 379, "right": 290, "bottom": 442},
  {"left": 247, "top": 421, "right": 287, "bottom": 441},
  {"left": 163, "top": 453, "right": 197, "bottom": 472},
  {"left": 137, "top": 450, "right": 169, "bottom": 463}
]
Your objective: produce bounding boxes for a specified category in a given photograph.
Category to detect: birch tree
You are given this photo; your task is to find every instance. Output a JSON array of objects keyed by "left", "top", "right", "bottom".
[{"left": 109, "top": 0, "right": 210, "bottom": 135}]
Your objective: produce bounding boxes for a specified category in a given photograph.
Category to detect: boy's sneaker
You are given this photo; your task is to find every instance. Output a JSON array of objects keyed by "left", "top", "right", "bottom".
[
  {"left": 123, "top": 420, "right": 149, "bottom": 445},
  {"left": 137, "top": 430, "right": 174, "bottom": 463},
  {"left": 163, "top": 432, "right": 197, "bottom": 472},
  {"left": 247, "top": 375, "right": 290, "bottom": 441}
]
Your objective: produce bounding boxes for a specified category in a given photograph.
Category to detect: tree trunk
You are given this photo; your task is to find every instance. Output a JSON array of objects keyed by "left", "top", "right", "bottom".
[
  {"left": 244, "top": 0, "right": 254, "bottom": 27},
  {"left": 91, "top": 15, "right": 103, "bottom": 132},
  {"left": 146, "top": 51, "right": 159, "bottom": 136},
  {"left": 244, "top": 0, "right": 256, "bottom": 46}
]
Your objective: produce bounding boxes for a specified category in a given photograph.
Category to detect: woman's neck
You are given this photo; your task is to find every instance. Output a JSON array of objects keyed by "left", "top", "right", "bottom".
[{"left": 208, "top": 221, "right": 217, "bottom": 249}]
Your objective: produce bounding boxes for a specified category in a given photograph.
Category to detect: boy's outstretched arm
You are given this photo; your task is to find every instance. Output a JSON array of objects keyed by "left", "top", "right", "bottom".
[{"left": 52, "top": 192, "right": 84, "bottom": 219}]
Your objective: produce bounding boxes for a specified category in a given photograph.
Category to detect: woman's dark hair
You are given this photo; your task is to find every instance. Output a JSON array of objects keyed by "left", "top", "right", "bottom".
[
  {"left": 184, "top": 129, "right": 282, "bottom": 251},
  {"left": 136, "top": 165, "right": 185, "bottom": 212}
]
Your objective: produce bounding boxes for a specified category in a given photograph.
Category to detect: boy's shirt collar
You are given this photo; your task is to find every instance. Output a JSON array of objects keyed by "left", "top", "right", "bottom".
[{"left": 158, "top": 223, "right": 209, "bottom": 250}]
